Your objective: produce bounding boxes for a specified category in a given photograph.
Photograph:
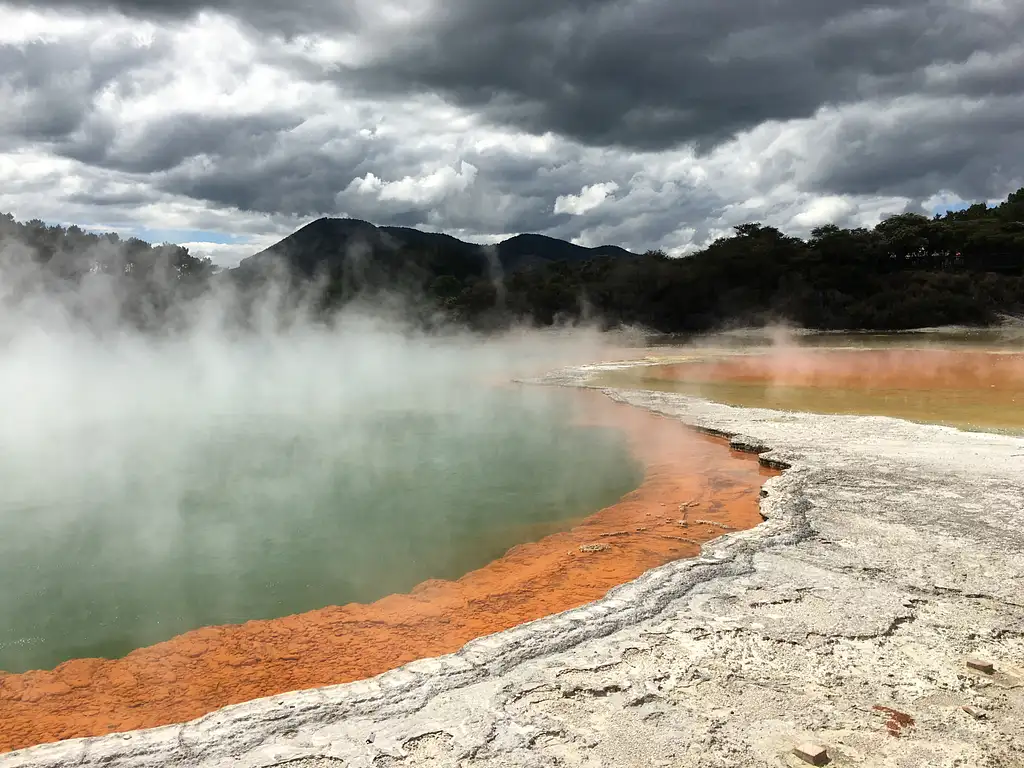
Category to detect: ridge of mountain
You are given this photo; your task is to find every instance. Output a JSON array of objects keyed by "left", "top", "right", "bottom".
[{"left": 235, "top": 217, "right": 636, "bottom": 276}]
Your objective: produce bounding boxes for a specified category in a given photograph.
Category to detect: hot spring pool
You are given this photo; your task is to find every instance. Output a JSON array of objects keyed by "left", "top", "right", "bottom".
[
  {"left": 596, "top": 343, "right": 1024, "bottom": 435},
  {"left": 0, "top": 386, "right": 642, "bottom": 674}
]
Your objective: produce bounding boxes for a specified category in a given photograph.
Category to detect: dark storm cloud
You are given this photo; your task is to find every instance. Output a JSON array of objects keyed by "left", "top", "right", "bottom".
[
  {"left": 181, "top": 138, "right": 601, "bottom": 232},
  {"left": 1, "top": 0, "right": 361, "bottom": 34},
  {"left": 61, "top": 113, "right": 304, "bottom": 174},
  {"left": 158, "top": 130, "right": 381, "bottom": 216},
  {"left": 332, "top": 0, "right": 1024, "bottom": 151},
  {"left": 166, "top": 156, "right": 348, "bottom": 217},
  {"left": 3, "top": 0, "right": 211, "bottom": 13},
  {"left": 0, "top": 35, "right": 168, "bottom": 143},
  {"left": 10, "top": 1, "right": 1023, "bottom": 152},
  {"left": 164, "top": 143, "right": 549, "bottom": 231},
  {"left": 809, "top": 96, "right": 1024, "bottom": 201},
  {"left": 65, "top": 188, "right": 155, "bottom": 208}
]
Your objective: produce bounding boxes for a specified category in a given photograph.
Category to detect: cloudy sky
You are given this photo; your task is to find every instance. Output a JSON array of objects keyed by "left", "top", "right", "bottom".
[{"left": 1, "top": 0, "right": 1022, "bottom": 266}]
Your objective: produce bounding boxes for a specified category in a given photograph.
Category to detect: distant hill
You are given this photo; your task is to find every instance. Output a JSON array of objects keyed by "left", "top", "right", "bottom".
[
  {"left": 492, "top": 233, "right": 634, "bottom": 268},
  {"left": 235, "top": 217, "right": 636, "bottom": 278}
]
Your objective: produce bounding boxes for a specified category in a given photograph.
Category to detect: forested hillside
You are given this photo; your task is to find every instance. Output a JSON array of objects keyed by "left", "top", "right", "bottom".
[
  {"left": 2, "top": 188, "right": 1022, "bottom": 332},
  {"left": 456, "top": 190, "right": 1024, "bottom": 330}
]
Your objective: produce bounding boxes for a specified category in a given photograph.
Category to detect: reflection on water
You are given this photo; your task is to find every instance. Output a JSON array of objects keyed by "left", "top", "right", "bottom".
[
  {"left": 597, "top": 336, "right": 1024, "bottom": 435},
  {"left": 650, "top": 328, "right": 1024, "bottom": 350},
  {"left": 0, "top": 387, "right": 642, "bottom": 674}
]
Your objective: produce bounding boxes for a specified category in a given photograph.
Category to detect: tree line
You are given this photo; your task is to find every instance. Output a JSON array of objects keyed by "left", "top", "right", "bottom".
[
  {"left": 445, "top": 188, "right": 1024, "bottom": 331},
  {"left": 2, "top": 187, "right": 1023, "bottom": 333}
]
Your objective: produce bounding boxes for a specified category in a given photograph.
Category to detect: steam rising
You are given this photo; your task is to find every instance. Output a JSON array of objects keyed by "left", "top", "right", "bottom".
[{"left": 0, "top": 234, "right": 641, "bottom": 673}]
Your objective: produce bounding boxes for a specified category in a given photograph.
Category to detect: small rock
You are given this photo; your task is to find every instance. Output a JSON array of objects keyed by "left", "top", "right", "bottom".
[
  {"left": 579, "top": 544, "right": 610, "bottom": 553},
  {"left": 792, "top": 743, "right": 829, "bottom": 765},
  {"left": 962, "top": 705, "right": 988, "bottom": 720},
  {"left": 694, "top": 519, "right": 737, "bottom": 531},
  {"left": 966, "top": 658, "right": 995, "bottom": 675}
]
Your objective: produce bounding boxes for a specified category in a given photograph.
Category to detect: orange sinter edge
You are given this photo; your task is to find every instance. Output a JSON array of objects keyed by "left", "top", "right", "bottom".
[{"left": 0, "top": 389, "right": 777, "bottom": 753}]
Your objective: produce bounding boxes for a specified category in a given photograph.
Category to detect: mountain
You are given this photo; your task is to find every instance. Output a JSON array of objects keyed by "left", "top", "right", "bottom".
[
  {"left": 235, "top": 217, "right": 636, "bottom": 279},
  {"left": 493, "top": 233, "right": 634, "bottom": 268}
]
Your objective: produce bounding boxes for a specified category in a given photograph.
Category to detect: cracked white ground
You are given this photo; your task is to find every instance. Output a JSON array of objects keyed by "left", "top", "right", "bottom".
[{"left": 3, "top": 364, "right": 1022, "bottom": 768}]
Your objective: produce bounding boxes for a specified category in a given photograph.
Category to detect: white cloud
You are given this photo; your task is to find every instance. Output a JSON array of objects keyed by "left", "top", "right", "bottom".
[
  {"left": 553, "top": 182, "right": 619, "bottom": 215},
  {"left": 348, "top": 161, "right": 478, "bottom": 205},
  {"left": 790, "top": 196, "right": 856, "bottom": 229},
  {"left": 0, "top": 5, "right": 119, "bottom": 44},
  {"left": 179, "top": 238, "right": 277, "bottom": 268}
]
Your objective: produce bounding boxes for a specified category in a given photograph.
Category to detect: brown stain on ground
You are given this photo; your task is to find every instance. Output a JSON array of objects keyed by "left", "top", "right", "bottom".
[
  {"left": 872, "top": 705, "right": 916, "bottom": 737},
  {"left": 0, "top": 390, "right": 775, "bottom": 754}
]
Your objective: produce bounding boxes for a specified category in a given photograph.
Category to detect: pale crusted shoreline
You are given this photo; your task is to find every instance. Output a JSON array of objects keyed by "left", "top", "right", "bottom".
[{"left": 3, "top": 363, "right": 1023, "bottom": 768}]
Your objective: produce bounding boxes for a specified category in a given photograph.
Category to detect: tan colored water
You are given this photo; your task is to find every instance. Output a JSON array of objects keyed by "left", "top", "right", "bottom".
[{"left": 596, "top": 347, "right": 1024, "bottom": 434}]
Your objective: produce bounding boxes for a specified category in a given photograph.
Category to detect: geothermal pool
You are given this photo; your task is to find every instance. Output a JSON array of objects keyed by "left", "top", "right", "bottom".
[
  {"left": 0, "top": 386, "right": 643, "bottom": 675},
  {"left": 598, "top": 346, "right": 1024, "bottom": 434},
  {"left": 0, "top": 388, "right": 771, "bottom": 753},
  {"left": 15, "top": 332, "right": 1017, "bottom": 754}
]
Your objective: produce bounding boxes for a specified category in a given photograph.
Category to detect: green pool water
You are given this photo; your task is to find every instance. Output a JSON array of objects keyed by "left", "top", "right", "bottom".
[{"left": 0, "top": 386, "right": 642, "bottom": 674}]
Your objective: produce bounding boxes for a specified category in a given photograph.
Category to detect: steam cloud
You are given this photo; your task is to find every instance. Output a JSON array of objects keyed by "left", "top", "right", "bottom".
[{"left": 0, "top": 232, "right": 641, "bottom": 673}]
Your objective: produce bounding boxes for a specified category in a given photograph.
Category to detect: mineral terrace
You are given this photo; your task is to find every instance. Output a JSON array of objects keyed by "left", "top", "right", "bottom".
[{"left": 2, "top": 363, "right": 1022, "bottom": 768}]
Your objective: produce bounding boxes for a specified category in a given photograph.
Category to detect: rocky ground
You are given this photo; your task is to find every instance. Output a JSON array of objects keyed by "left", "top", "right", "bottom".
[{"left": 3, "top": 365, "right": 1022, "bottom": 768}]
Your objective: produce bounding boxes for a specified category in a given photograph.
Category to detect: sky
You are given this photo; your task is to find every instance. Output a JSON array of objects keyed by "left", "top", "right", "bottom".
[{"left": 1, "top": 0, "right": 1022, "bottom": 267}]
